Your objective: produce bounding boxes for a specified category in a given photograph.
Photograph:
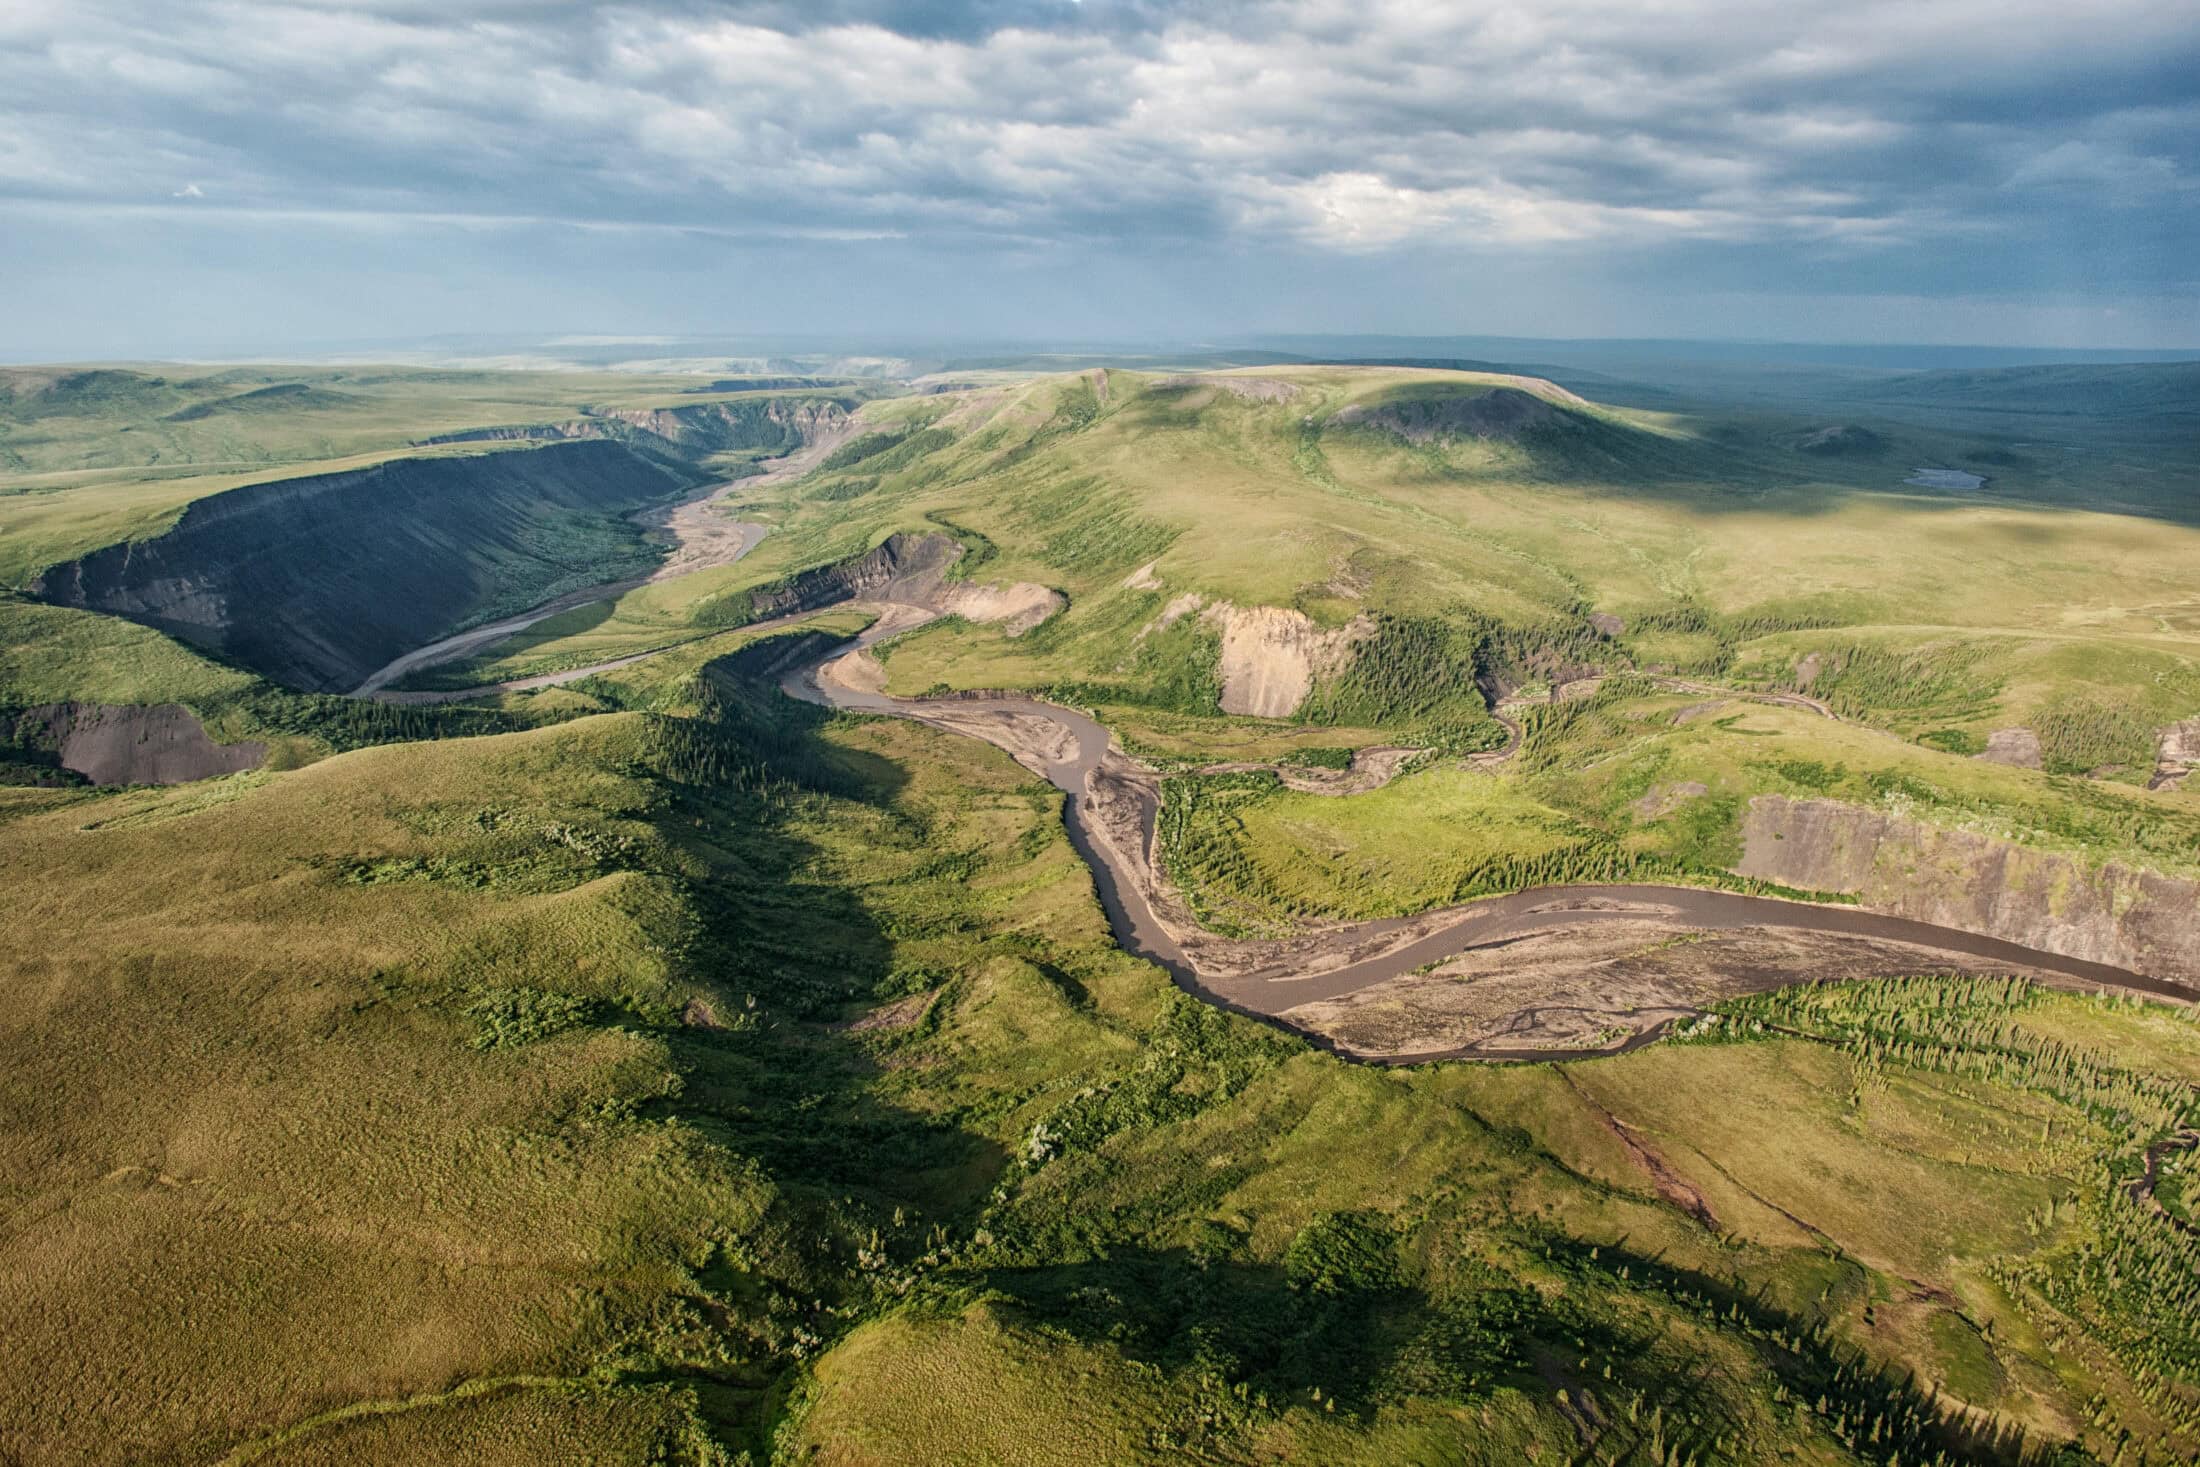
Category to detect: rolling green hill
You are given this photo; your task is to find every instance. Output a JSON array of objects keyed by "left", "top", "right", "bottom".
[
  {"left": 3, "top": 359, "right": 2198, "bottom": 1464},
  {"left": 679, "top": 364, "right": 2200, "bottom": 758},
  {"left": 0, "top": 366, "right": 872, "bottom": 588}
]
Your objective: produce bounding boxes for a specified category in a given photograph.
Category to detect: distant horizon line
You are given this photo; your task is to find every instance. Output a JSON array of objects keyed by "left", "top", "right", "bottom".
[{"left": 5, "top": 331, "right": 2197, "bottom": 371}]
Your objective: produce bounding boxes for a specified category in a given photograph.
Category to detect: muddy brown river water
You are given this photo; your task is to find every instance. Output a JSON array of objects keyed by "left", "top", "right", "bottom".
[
  {"left": 783, "top": 626, "right": 2187, "bottom": 1062},
  {"left": 352, "top": 464, "right": 2187, "bottom": 1064}
]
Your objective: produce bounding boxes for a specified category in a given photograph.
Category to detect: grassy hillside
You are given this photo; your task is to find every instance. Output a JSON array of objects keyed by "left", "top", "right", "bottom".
[
  {"left": 0, "top": 366, "right": 873, "bottom": 588},
  {"left": 6, "top": 630, "right": 2196, "bottom": 1461},
  {"left": 678, "top": 367, "right": 2199, "bottom": 728},
  {"left": 6, "top": 360, "right": 2199, "bottom": 1462},
  {"left": 347, "top": 363, "right": 2196, "bottom": 747},
  {"left": 371, "top": 360, "right": 2200, "bottom": 912}
]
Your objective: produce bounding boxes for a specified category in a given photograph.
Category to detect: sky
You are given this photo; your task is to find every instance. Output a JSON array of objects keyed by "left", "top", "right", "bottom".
[{"left": 2, "top": 0, "right": 2196, "bottom": 360}]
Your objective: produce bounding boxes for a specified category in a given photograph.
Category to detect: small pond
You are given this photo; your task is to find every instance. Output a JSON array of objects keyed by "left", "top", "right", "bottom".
[{"left": 1906, "top": 467, "right": 1987, "bottom": 490}]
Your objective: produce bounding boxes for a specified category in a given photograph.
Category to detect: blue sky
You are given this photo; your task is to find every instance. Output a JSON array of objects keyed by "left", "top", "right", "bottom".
[{"left": 3, "top": 0, "right": 2195, "bottom": 358}]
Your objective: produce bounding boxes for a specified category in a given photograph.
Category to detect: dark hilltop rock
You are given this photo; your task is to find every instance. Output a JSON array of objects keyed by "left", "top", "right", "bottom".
[
  {"left": 1330, "top": 386, "right": 1565, "bottom": 444},
  {"left": 31, "top": 441, "right": 690, "bottom": 692}
]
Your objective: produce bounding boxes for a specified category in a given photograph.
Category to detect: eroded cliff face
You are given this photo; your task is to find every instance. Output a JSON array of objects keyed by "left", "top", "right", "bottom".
[
  {"left": 602, "top": 399, "right": 851, "bottom": 454},
  {"left": 1735, "top": 794, "right": 2200, "bottom": 985},
  {"left": 1210, "top": 605, "right": 1372, "bottom": 719},
  {"left": 31, "top": 441, "right": 688, "bottom": 691},
  {"left": 6, "top": 703, "right": 263, "bottom": 785},
  {"left": 729, "top": 532, "right": 1063, "bottom": 643},
  {"left": 420, "top": 397, "right": 853, "bottom": 455},
  {"left": 744, "top": 532, "right": 965, "bottom": 621}
]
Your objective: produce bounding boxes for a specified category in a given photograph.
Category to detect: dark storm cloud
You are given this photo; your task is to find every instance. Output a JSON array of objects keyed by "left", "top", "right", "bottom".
[{"left": 0, "top": 0, "right": 2193, "bottom": 352}]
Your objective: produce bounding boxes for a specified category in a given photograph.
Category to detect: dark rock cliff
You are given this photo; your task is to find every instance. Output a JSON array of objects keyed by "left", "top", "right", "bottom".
[
  {"left": 742, "top": 532, "right": 962, "bottom": 622},
  {"left": 31, "top": 441, "right": 689, "bottom": 692}
]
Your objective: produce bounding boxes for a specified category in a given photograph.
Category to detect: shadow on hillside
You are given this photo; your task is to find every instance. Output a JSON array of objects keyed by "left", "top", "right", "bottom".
[
  {"left": 644, "top": 640, "right": 990, "bottom": 1222},
  {"left": 970, "top": 1241, "right": 1535, "bottom": 1411},
  {"left": 1112, "top": 374, "right": 2200, "bottom": 526}
]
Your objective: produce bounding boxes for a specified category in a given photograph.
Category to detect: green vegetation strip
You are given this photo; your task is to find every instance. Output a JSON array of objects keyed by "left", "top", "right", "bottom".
[{"left": 216, "top": 1376, "right": 588, "bottom": 1466}]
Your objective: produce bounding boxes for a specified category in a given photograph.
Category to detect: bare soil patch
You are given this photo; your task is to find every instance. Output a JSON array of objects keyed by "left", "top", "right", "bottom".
[
  {"left": 937, "top": 580, "right": 1064, "bottom": 637},
  {"left": 1977, "top": 728, "right": 2043, "bottom": 769},
  {"left": 1555, "top": 1069, "right": 1721, "bottom": 1230},
  {"left": 837, "top": 991, "right": 937, "bottom": 1035},
  {"left": 1204, "top": 603, "right": 1371, "bottom": 718},
  {"left": 21, "top": 702, "right": 263, "bottom": 786}
]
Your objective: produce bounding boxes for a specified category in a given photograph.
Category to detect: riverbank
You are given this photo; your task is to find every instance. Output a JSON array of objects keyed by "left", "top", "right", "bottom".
[{"left": 782, "top": 625, "right": 2189, "bottom": 1062}]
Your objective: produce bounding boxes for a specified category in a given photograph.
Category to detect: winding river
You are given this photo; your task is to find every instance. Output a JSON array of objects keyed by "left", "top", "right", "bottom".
[
  {"left": 780, "top": 621, "right": 2188, "bottom": 1062},
  {"left": 351, "top": 468, "right": 2188, "bottom": 1062}
]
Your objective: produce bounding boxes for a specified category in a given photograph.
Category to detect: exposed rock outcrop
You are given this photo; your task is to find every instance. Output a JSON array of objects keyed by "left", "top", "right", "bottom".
[
  {"left": 420, "top": 397, "right": 853, "bottom": 454},
  {"left": 32, "top": 441, "right": 691, "bottom": 692},
  {"left": 745, "top": 533, "right": 963, "bottom": 621},
  {"left": 1735, "top": 794, "right": 2200, "bottom": 986},
  {"left": 1331, "top": 386, "right": 1565, "bottom": 444},
  {"left": 7, "top": 703, "right": 263, "bottom": 786},
  {"left": 2153, "top": 718, "right": 2200, "bottom": 792},
  {"left": 1204, "top": 604, "right": 1372, "bottom": 719},
  {"left": 597, "top": 399, "right": 852, "bottom": 454},
  {"left": 1126, "top": 593, "right": 1371, "bottom": 717},
  {"left": 743, "top": 532, "right": 1061, "bottom": 638}
]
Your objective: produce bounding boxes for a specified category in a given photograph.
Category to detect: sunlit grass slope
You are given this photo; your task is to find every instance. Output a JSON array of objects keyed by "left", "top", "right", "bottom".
[
  {"left": 369, "top": 364, "right": 2199, "bottom": 773},
  {"left": 346, "top": 369, "right": 2149, "bottom": 860},
  {"left": 0, "top": 365, "right": 869, "bottom": 587},
  {"left": 1160, "top": 688, "right": 2200, "bottom": 931},
  {"left": 5, "top": 620, "right": 2199, "bottom": 1461}
]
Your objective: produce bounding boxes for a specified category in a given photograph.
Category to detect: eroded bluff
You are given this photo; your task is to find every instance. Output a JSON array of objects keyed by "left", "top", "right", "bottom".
[
  {"left": 1736, "top": 794, "right": 2200, "bottom": 986},
  {"left": 32, "top": 441, "right": 690, "bottom": 692},
  {"left": 420, "top": 397, "right": 852, "bottom": 455},
  {"left": 3, "top": 702, "right": 263, "bottom": 786}
]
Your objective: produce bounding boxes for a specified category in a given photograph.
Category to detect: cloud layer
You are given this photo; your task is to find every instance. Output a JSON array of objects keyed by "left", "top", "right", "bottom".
[{"left": 2, "top": 0, "right": 2195, "bottom": 352}]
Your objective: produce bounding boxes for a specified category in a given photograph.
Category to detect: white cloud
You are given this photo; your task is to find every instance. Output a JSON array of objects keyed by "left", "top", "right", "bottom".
[
  {"left": 0, "top": 0, "right": 2191, "bottom": 267},
  {"left": 2006, "top": 140, "right": 2185, "bottom": 200}
]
